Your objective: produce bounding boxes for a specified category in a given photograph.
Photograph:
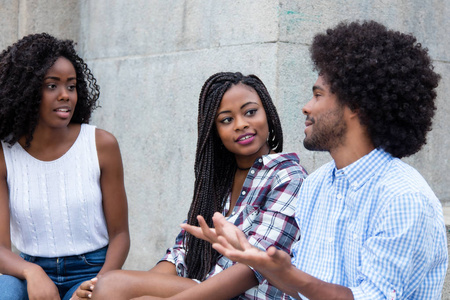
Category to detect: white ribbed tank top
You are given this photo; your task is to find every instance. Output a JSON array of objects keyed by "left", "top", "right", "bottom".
[{"left": 1, "top": 124, "right": 108, "bottom": 257}]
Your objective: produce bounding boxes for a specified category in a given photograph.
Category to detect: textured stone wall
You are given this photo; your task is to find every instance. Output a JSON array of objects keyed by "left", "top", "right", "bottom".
[{"left": 1, "top": 0, "right": 449, "bottom": 295}]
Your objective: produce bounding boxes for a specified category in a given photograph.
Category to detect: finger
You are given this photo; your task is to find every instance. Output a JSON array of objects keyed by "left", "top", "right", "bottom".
[
  {"left": 212, "top": 212, "right": 228, "bottom": 236},
  {"left": 197, "top": 215, "right": 217, "bottom": 243},
  {"left": 267, "top": 246, "right": 291, "bottom": 264},
  {"left": 266, "top": 246, "right": 278, "bottom": 257},
  {"left": 89, "top": 277, "right": 98, "bottom": 290},
  {"left": 75, "top": 288, "right": 93, "bottom": 299},
  {"left": 79, "top": 277, "right": 97, "bottom": 291},
  {"left": 212, "top": 236, "right": 230, "bottom": 253},
  {"left": 214, "top": 235, "right": 244, "bottom": 257},
  {"left": 213, "top": 236, "right": 248, "bottom": 263},
  {"left": 180, "top": 223, "right": 203, "bottom": 238},
  {"left": 235, "top": 226, "right": 251, "bottom": 251}
]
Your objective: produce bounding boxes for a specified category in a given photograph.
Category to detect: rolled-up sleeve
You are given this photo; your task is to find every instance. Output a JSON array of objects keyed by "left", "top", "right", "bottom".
[{"left": 243, "top": 167, "right": 304, "bottom": 283}]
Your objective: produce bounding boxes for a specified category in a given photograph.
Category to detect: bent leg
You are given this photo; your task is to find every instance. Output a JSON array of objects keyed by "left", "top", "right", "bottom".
[
  {"left": 91, "top": 269, "right": 198, "bottom": 299},
  {"left": 0, "top": 275, "right": 28, "bottom": 300}
]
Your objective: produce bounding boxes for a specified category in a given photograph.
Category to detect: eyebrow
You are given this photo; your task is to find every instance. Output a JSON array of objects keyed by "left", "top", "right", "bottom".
[
  {"left": 216, "top": 101, "right": 260, "bottom": 117},
  {"left": 312, "top": 85, "right": 325, "bottom": 92},
  {"left": 44, "top": 76, "right": 77, "bottom": 81}
]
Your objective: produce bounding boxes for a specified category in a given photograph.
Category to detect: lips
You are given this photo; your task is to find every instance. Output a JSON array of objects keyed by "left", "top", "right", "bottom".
[
  {"left": 305, "top": 117, "right": 314, "bottom": 127},
  {"left": 54, "top": 106, "right": 72, "bottom": 119},
  {"left": 236, "top": 133, "right": 256, "bottom": 145},
  {"left": 236, "top": 133, "right": 254, "bottom": 141}
]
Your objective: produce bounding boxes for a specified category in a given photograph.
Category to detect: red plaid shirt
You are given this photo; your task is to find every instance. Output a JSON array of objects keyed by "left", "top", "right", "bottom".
[{"left": 161, "top": 153, "right": 307, "bottom": 299}]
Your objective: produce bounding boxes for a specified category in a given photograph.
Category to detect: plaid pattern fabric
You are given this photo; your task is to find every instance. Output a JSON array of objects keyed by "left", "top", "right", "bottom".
[
  {"left": 291, "top": 148, "right": 448, "bottom": 300},
  {"left": 162, "top": 153, "right": 307, "bottom": 299}
]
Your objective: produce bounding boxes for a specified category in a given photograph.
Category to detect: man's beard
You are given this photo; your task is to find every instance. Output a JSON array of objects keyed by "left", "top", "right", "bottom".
[{"left": 303, "top": 106, "right": 347, "bottom": 152}]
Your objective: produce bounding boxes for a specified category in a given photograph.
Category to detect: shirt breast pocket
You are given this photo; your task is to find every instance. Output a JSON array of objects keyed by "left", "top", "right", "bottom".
[{"left": 241, "top": 205, "right": 260, "bottom": 234}]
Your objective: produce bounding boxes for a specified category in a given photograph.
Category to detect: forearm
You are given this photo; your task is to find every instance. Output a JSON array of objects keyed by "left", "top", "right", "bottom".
[
  {"left": 0, "top": 246, "right": 44, "bottom": 280},
  {"left": 261, "top": 263, "right": 353, "bottom": 300},
  {"left": 98, "top": 231, "right": 130, "bottom": 275},
  {"left": 170, "top": 263, "right": 258, "bottom": 300}
]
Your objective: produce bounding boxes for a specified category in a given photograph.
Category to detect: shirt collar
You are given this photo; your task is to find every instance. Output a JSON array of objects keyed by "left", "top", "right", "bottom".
[
  {"left": 332, "top": 148, "right": 393, "bottom": 190},
  {"left": 261, "top": 152, "right": 300, "bottom": 169}
]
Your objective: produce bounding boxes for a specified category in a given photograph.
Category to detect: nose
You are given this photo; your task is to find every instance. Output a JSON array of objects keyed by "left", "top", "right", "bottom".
[
  {"left": 302, "top": 98, "right": 313, "bottom": 115},
  {"left": 58, "top": 87, "right": 70, "bottom": 101},
  {"left": 234, "top": 116, "right": 249, "bottom": 131}
]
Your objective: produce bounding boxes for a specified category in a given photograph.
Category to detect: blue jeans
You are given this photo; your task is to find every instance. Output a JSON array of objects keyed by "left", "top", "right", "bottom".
[{"left": 0, "top": 246, "right": 107, "bottom": 300}]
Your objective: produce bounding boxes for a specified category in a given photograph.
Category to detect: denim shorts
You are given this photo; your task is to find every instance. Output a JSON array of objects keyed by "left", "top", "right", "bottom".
[{"left": 0, "top": 246, "right": 107, "bottom": 300}]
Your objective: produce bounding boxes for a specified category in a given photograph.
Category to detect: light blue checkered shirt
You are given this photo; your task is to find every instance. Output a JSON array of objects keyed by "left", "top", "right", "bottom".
[{"left": 291, "top": 148, "right": 448, "bottom": 299}]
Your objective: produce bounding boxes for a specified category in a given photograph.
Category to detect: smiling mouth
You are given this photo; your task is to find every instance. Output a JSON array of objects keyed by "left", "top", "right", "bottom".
[
  {"left": 55, "top": 108, "right": 70, "bottom": 112},
  {"left": 237, "top": 134, "right": 254, "bottom": 142}
]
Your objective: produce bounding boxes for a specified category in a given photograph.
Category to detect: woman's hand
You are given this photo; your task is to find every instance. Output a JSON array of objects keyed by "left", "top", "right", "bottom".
[
  {"left": 72, "top": 278, "right": 97, "bottom": 299},
  {"left": 25, "top": 265, "right": 61, "bottom": 300},
  {"left": 181, "top": 212, "right": 243, "bottom": 250}
]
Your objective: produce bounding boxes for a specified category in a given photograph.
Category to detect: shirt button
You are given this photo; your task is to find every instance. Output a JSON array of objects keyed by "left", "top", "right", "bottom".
[
  {"left": 353, "top": 233, "right": 358, "bottom": 240},
  {"left": 337, "top": 194, "right": 343, "bottom": 200},
  {"left": 250, "top": 170, "right": 255, "bottom": 174},
  {"left": 258, "top": 158, "right": 262, "bottom": 163},
  {"left": 241, "top": 191, "right": 246, "bottom": 196},
  {"left": 328, "top": 237, "right": 334, "bottom": 243}
]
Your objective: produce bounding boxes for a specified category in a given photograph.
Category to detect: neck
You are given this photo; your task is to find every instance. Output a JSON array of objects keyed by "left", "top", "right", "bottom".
[
  {"left": 235, "top": 145, "right": 271, "bottom": 170},
  {"left": 330, "top": 143, "right": 374, "bottom": 169},
  {"left": 21, "top": 124, "right": 74, "bottom": 148},
  {"left": 330, "top": 111, "right": 374, "bottom": 169},
  {"left": 330, "top": 129, "right": 374, "bottom": 170}
]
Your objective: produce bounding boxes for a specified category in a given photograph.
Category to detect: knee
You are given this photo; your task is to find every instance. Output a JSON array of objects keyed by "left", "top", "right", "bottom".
[
  {"left": 91, "top": 270, "right": 126, "bottom": 299},
  {"left": 0, "top": 275, "right": 27, "bottom": 300}
]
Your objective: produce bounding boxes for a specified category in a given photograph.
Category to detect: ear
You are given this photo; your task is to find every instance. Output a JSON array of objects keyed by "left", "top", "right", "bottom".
[{"left": 348, "top": 107, "right": 360, "bottom": 120}]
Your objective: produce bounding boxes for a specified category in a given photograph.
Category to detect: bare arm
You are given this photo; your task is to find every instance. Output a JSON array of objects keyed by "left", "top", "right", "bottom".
[
  {"left": 171, "top": 263, "right": 258, "bottom": 300},
  {"left": 95, "top": 128, "right": 130, "bottom": 274},
  {"left": 131, "top": 263, "right": 258, "bottom": 300},
  {"left": 75, "top": 129, "right": 130, "bottom": 299},
  {"left": 0, "top": 145, "right": 60, "bottom": 299},
  {"left": 91, "top": 260, "right": 256, "bottom": 299}
]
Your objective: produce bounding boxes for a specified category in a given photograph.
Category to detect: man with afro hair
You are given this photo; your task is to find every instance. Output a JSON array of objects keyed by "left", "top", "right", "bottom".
[{"left": 183, "top": 20, "right": 448, "bottom": 299}]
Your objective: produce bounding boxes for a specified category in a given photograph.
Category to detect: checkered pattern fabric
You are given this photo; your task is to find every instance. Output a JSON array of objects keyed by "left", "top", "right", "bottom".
[
  {"left": 162, "top": 153, "right": 307, "bottom": 299},
  {"left": 291, "top": 148, "right": 448, "bottom": 300}
]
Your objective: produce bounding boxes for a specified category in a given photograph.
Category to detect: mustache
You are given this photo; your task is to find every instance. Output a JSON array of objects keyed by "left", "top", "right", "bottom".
[{"left": 306, "top": 116, "right": 315, "bottom": 124}]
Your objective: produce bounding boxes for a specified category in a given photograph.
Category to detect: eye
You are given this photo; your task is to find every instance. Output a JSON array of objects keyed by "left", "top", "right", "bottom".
[
  {"left": 220, "top": 117, "right": 233, "bottom": 124},
  {"left": 245, "top": 109, "right": 257, "bottom": 116},
  {"left": 67, "top": 84, "right": 77, "bottom": 92},
  {"left": 46, "top": 83, "right": 57, "bottom": 89}
]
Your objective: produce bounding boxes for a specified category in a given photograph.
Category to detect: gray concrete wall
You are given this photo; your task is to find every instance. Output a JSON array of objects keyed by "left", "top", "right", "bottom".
[{"left": 1, "top": 0, "right": 449, "bottom": 296}]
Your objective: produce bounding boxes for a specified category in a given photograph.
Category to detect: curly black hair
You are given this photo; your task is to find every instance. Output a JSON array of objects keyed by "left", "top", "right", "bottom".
[
  {"left": 310, "top": 20, "right": 440, "bottom": 158},
  {"left": 0, "top": 33, "right": 100, "bottom": 147},
  {"left": 185, "top": 72, "right": 283, "bottom": 280}
]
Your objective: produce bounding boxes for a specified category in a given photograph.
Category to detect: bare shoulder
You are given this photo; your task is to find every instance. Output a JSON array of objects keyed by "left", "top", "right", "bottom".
[
  {"left": 94, "top": 128, "right": 123, "bottom": 171},
  {"left": 95, "top": 128, "right": 120, "bottom": 151}
]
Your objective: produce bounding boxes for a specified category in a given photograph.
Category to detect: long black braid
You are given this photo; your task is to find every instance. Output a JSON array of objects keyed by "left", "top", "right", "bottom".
[{"left": 185, "top": 72, "right": 283, "bottom": 280}]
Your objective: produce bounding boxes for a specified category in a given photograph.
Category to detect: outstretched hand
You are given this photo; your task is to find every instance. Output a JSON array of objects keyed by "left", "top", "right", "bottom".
[
  {"left": 183, "top": 212, "right": 292, "bottom": 276},
  {"left": 180, "top": 212, "right": 243, "bottom": 250}
]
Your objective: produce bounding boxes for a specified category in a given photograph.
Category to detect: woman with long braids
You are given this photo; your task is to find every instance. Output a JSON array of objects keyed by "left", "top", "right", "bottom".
[
  {"left": 91, "top": 72, "right": 307, "bottom": 299},
  {"left": 0, "top": 33, "right": 130, "bottom": 300}
]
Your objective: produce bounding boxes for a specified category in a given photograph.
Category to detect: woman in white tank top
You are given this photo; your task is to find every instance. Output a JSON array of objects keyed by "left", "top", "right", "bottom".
[{"left": 0, "top": 33, "right": 130, "bottom": 300}]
